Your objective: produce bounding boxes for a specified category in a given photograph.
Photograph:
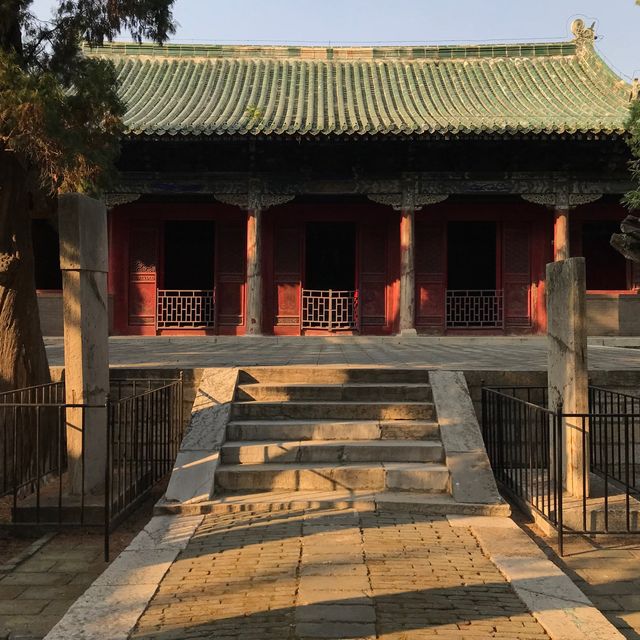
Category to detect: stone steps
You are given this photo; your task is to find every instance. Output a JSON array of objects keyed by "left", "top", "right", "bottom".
[
  {"left": 230, "top": 401, "right": 435, "bottom": 421},
  {"left": 236, "top": 383, "right": 433, "bottom": 402},
  {"left": 221, "top": 440, "right": 444, "bottom": 464},
  {"left": 156, "top": 491, "right": 511, "bottom": 517},
  {"left": 226, "top": 420, "right": 440, "bottom": 441},
  {"left": 215, "top": 462, "right": 450, "bottom": 493},
  {"left": 238, "top": 368, "right": 430, "bottom": 385},
  {"left": 214, "top": 367, "right": 455, "bottom": 505}
]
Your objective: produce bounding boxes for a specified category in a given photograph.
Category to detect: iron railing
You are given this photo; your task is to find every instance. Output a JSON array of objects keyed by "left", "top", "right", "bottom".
[
  {"left": 482, "top": 386, "right": 640, "bottom": 556},
  {"left": 0, "top": 374, "right": 185, "bottom": 560},
  {"left": 446, "top": 289, "right": 504, "bottom": 328},
  {"left": 156, "top": 289, "right": 215, "bottom": 329},
  {"left": 107, "top": 377, "right": 184, "bottom": 537},
  {"left": 0, "top": 382, "right": 65, "bottom": 496},
  {"left": 589, "top": 386, "right": 639, "bottom": 493},
  {"left": 301, "top": 289, "right": 359, "bottom": 331}
]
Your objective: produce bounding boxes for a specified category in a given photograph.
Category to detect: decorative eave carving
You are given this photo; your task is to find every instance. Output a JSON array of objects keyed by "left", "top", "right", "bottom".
[
  {"left": 571, "top": 18, "right": 596, "bottom": 47},
  {"left": 104, "top": 193, "right": 141, "bottom": 209},
  {"left": 215, "top": 193, "right": 295, "bottom": 211},
  {"left": 521, "top": 193, "right": 602, "bottom": 210},
  {"left": 368, "top": 193, "right": 449, "bottom": 211}
]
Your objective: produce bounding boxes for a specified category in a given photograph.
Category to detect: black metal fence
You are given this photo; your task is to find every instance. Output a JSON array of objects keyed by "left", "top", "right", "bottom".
[
  {"left": 0, "top": 374, "right": 185, "bottom": 560},
  {"left": 482, "top": 385, "right": 640, "bottom": 555},
  {"left": 589, "top": 386, "right": 639, "bottom": 494}
]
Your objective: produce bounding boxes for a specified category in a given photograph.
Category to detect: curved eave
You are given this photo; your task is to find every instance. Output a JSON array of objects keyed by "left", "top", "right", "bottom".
[{"left": 122, "top": 126, "right": 628, "bottom": 143}]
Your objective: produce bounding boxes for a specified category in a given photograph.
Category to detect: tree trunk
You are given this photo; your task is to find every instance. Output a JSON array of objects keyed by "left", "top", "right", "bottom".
[{"left": 0, "top": 151, "right": 50, "bottom": 393}]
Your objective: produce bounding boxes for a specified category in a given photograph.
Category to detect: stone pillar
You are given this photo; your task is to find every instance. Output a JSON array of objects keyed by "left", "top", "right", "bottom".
[
  {"left": 245, "top": 205, "right": 263, "bottom": 335},
  {"left": 215, "top": 190, "right": 295, "bottom": 336},
  {"left": 399, "top": 206, "right": 416, "bottom": 335},
  {"left": 546, "top": 257, "right": 589, "bottom": 498},
  {"left": 368, "top": 190, "right": 448, "bottom": 336},
  {"left": 58, "top": 194, "right": 109, "bottom": 495},
  {"left": 553, "top": 207, "right": 570, "bottom": 262}
]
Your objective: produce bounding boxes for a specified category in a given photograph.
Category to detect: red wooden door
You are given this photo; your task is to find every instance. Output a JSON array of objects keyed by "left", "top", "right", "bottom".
[
  {"left": 503, "top": 222, "right": 532, "bottom": 329},
  {"left": 415, "top": 221, "right": 446, "bottom": 331},
  {"left": 359, "top": 223, "right": 389, "bottom": 333},
  {"left": 273, "top": 225, "right": 302, "bottom": 334},
  {"left": 216, "top": 223, "right": 245, "bottom": 333},
  {"left": 128, "top": 224, "right": 159, "bottom": 332}
]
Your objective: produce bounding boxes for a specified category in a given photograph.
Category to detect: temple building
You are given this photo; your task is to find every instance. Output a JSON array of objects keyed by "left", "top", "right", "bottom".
[{"left": 34, "top": 19, "right": 640, "bottom": 336}]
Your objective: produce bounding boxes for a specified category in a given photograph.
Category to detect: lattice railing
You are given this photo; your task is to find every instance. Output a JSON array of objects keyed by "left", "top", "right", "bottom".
[
  {"left": 301, "top": 289, "right": 358, "bottom": 331},
  {"left": 156, "top": 290, "right": 215, "bottom": 329},
  {"left": 446, "top": 289, "right": 503, "bottom": 329}
]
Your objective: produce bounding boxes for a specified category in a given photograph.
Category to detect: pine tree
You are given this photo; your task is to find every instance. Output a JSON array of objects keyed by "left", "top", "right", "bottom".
[
  {"left": 0, "top": 1, "right": 175, "bottom": 391},
  {"left": 624, "top": 100, "right": 640, "bottom": 211}
]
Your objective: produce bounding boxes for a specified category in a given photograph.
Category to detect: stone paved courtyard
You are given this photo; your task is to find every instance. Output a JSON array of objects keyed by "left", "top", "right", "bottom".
[
  {"left": 44, "top": 336, "right": 640, "bottom": 370},
  {"left": 130, "top": 508, "right": 549, "bottom": 640},
  {"left": 36, "top": 336, "right": 640, "bottom": 639}
]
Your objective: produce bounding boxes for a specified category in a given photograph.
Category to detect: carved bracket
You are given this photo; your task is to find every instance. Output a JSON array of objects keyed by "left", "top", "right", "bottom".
[
  {"left": 521, "top": 193, "right": 602, "bottom": 210},
  {"left": 215, "top": 193, "right": 295, "bottom": 211},
  {"left": 104, "top": 193, "right": 141, "bottom": 209},
  {"left": 368, "top": 193, "right": 448, "bottom": 211}
]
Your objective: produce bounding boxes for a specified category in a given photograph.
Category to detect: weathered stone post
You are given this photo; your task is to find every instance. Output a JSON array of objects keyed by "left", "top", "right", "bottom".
[
  {"left": 58, "top": 194, "right": 109, "bottom": 495},
  {"left": 368, "top": 188, "right": 447, "bottom": 335},
  {"left": 215, "top": 190, "right": 294, "bottom": 336},
  {"left": 546, "top": 257, "right": 589, "bottom": 497}
]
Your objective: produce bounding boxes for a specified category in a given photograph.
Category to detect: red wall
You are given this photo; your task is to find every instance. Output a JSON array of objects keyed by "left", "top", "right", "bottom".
[
  {"left": 109, "top": 203, "right": 246, "bottom": 336},
  {"left": 414, "top": 201, "right": 552, "bottom": 335},
  {"left": 108, "top": 199, "right": 630, "bottom": 337}
]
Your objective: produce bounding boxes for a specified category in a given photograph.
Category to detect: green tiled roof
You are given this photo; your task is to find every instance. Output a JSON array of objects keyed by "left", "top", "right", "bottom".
[{"left": 87, "top": 27, "right": 633, "bottom": 138}]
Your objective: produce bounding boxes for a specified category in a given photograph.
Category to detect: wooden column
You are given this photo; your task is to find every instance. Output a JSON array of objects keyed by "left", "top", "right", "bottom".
[
  {"left": 368, "top": 189, "right": 448, "bottom": 336},
  {"left": 246, "top": 205, "right": 263, "bottom": 335},
  {"left": 522, "top": 192, "right": 602, "bottom": 262},
  {"left": 215, "top": 190, "right": 294, "bottom": 336},
  {"left": 399, "top": 206, "right": 416, "bottom": 334},
  {"left": 554, "top": 207, "right": 570, "bottom": 262}
]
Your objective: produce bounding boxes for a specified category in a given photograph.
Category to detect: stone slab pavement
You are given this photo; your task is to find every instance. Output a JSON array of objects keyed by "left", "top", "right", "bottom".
[
  {"left": 0, "top": 489, "right": 163, "bottom": 640},
  {"left": 44, "top": 336, "right": 640, "bottom": 371},
  {"left": 130, "top": 508, "right": 555, "bottom": 640},
  {"left": 514, "top": 512, "right": 640, "bottom": 640},
  {"left": 46, "top": 506, "right": 624, "bottom": 640}
]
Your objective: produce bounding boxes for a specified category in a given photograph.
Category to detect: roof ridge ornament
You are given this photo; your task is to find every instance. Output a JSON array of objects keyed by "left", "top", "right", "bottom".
[{"left": 571, "top": 18, "right": 596, "bottom": 45}]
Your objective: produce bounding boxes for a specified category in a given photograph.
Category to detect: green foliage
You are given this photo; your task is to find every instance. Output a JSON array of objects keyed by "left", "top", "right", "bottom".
[
  {"left": 624, "top": 94, "right": 640, "bottom": 211},
  {"left": 0, "top": 0, "right": 176, "bottom": 195}
]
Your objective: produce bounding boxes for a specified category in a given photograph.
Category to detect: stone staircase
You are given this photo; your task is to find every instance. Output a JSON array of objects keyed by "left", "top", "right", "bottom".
[{"left": 214, "top": 368, "right": 451, "bottom": 498}]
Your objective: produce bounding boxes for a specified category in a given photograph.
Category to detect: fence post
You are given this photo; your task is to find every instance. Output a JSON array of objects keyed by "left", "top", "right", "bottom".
[
  {"left": 104, "top": 396, "right": 111, "bottom": 562},
  {"left": 556, "top": 402, "right": 564, "bottom": 557}
]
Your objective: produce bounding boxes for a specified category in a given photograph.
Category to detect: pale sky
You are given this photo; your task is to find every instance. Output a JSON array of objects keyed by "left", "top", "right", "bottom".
[{"left": 30, "top": 0, "right": 640, "bottom": 81}]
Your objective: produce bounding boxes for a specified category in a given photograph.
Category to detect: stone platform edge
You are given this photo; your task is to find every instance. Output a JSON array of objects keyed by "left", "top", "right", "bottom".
[
  {"left": 429, "top": 370, "right": 507, "bottom": 510},
  {"left": 154, "top": 494, "right": 511, "bottom": 517},
  {"left": 43, "top": 514, "right": 204, "bottom": 640},
  {"left": 450, "top": 515, "right": 624, "bottom": 640}
]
